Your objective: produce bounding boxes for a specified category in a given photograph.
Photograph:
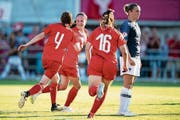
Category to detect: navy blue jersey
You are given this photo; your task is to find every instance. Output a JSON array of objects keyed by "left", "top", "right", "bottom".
[{"left": 120, "top": 20, "right": 141, "bottom": 57}]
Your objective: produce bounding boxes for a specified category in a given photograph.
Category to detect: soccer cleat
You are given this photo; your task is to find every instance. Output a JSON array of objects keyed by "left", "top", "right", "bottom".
[
  {"left": 30, "top": 93, "right": 40, "bottom": 104},
  {"left": 87, "top": 113, "right": 94, "bottom": 119},
  {"left": 97, "top": 82, "right": 104, "bottom": 99},
  {"left": 61, "top": 106, "right": 73, "bottom": 112},
  {"left": 118, "top": 111, "right": 137, "bottom": 117},
  {"left": 18, "top": 91, "right": 28, "bottom": 108},
  {"left": 51, "top": 104, "right": 63, "bottom": 112}
]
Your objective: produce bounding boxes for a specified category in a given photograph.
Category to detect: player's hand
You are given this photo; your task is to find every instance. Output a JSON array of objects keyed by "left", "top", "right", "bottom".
[
  {"left": 18, "top": 44, "right": 28, "bottom": 52},
  {"left": 122, "top": 65, "right": 128, "bottom": 72},
  {"left": 129, "top": 58, "right": 135, "bottom": 66}
]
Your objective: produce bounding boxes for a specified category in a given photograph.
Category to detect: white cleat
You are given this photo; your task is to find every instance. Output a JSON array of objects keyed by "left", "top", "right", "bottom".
[
  {"left": 118, "top": 111, "right": 137, "bottom": 117},
  {"left": 61, "top": 106, "right": 73, "bottom": 112},
  {"left": 97, "top": 82, "right": 105, "bottom": 99},
  {"left": 30, "top": 93, "right": 40, "bottom": 104},
  {"left": 18, "top": 91, "right": 27, "bottom": 108}
]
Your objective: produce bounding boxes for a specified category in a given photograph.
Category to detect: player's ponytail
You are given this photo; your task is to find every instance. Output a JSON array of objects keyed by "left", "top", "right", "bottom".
[{"left": 100, "top": 9, "right": 115, "bottom": 27}]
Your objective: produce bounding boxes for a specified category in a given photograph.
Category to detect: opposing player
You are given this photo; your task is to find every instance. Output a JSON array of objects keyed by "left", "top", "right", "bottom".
[
  {"left": 18, "top": 11, "right": 75, "bottom": 111},
  {"left": 85, "top": 9, "right": 129, "bottom": 119},
  {"left": 30, "top": 12, "right": 88, "bottom": 112},
  {"left": 118, "top": 3, "right": 141, "bottom": 116}
]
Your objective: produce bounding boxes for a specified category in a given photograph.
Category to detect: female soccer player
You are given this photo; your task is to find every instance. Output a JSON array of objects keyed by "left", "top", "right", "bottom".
[
  {"left": 118, "top": 3, "right": 141, "bottom": 116},
  {"left": 85, "top": 9, "right": 129, "bottom": 119},
  {"left": 18, "top": 11, "right": 75, "bottom": 111},
  {"left": 30, "top": 12, "right": 88, "bottom": 112}
]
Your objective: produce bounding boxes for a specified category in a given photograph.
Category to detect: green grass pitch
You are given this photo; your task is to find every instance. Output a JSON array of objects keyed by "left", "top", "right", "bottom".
[{"left": 0, "top": 80, "right": 180, "bottom": 120}]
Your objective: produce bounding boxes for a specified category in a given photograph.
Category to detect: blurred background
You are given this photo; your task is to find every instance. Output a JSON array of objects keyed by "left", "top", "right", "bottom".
[{"left": 0, "top": 0, "right": 179, "bottom": 82}]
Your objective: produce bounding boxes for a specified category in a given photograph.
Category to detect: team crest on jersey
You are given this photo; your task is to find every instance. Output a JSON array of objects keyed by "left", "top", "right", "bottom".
[{"left": 122, "top": 32, "right": 127, "bottom": 37}]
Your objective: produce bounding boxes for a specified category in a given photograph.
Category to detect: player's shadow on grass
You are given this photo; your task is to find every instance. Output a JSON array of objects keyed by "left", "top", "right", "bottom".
[
  {"left": 1, "top": 111, "right": 179, "bottom": 119},
  {"left": 137, "top": 113, "right": 180, "bottom": 116},
  {"left": 147, "top": 102, "right": 180, "bottom": 105},
  {"left": 0, "top": 112, "right": 135, "bottom": 119}
]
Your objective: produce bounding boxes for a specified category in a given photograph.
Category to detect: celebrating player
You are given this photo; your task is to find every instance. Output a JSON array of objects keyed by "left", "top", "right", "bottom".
[
  {"left": 18, "top": 11, "right": 75, "bottom": 111},
  {"left": 30, "top": 12, "right": 88, "bottom": 112},
  {"left": 85, "top": 9, "right": 129, "bottom": 119},
  {"left": 118, "top": 3, "right": 141, "bottom": 116}
]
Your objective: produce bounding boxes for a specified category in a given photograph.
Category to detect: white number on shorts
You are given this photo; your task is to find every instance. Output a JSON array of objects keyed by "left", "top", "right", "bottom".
[
  {"left": 54, "top": 32, "right": 64, "bottom": 49},
  {"left": 96, "top": 33, "right": 112, "bottom": 53}
]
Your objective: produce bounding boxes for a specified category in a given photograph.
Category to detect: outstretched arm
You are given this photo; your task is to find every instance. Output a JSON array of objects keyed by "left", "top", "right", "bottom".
[{"left": 18, "top": 32, "right": 45, "bottom": 52}]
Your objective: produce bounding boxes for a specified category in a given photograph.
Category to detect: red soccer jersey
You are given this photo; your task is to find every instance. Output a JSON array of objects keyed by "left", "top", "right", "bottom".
[
  {"left": 63, "top": 27, "right": 88, "bottom": 67},
  {"left": 42, "top": 23, "right": 75, "bottom": 63},
  {"left": 88, "top": 26, "right": 126, "bottom": 62}
]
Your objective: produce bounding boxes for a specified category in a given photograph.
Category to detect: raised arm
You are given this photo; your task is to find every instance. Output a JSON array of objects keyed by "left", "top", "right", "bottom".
[{"left": 18, "top": 32, "right": 45, "bottom": 52}]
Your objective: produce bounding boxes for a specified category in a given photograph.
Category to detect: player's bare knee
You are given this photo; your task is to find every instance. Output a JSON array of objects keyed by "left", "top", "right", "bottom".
[
  {"left": 75, "top": 85, "right": 81, "bottom": 90},
  {"left": 61, "top": 86, "right": 67, "bottom": 90},
  {"left": 38, "top": 83, "right": 46, "bottom": 90}
]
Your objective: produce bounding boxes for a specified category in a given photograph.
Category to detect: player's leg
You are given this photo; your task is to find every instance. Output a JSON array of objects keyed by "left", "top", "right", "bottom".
[
  {"left": 88, "top": 75, "right": 102, "bottom": 97},
  {"left": 18, "top": 74, "right": 50, "bottom": 108},
  {"left": 118, "top": 57, "right": 140, "bottom": 116},
  {"left": 87, "top": 75, "right": 102, "bottom": 118},
  {"left": 61, "top": 76, "right": 81, "bottom": 112},
  {"left": 18, "top": 60, "right": 61, "bottom": 108},
  {"left": 30, "top": 74, "right": 60, "bottom": 104},
  {"left": 118, "top": 74, "right": 136, "bottom": 116},
  {"left": 50, "top": 73, "right": 63, "bottom": 111},
  {"left": 88, "top": 78, "right": 112, "bottom": 118},
  {"left": 57, "top": 75, "right": 69, "bottom": 90}
]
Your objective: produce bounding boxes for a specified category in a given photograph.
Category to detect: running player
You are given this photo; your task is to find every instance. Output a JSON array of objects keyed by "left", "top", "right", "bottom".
[
  {"left": 118, "top": 3, "right": 141, "bottom": 116},
  {"left": 18, "top": 11, "right": 75, "bottom": 111},
  {"left": 30, "top": 12, "right": 88, "bottom": 112},
  {"left": 85, "top": 9, "right": 129, "bottom": 119}
]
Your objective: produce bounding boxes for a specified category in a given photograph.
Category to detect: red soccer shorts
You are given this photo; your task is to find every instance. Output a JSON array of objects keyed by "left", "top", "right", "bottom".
[
  {"left": 42, "top": 59, "right": 61, "bottom": 79},
  {"left": 59, "top": 64, "right": 79, "bottom": 78},
  {"left": 87, "top": 55, "right": 117, "bottom": 80}
]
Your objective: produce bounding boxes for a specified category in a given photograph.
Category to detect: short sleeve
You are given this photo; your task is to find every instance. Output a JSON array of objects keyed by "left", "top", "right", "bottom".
[
  {"left": 120, "top": 21, "right": 130, "bottom": 41},
  {"left": 118, "top": 32, "right": 126, "bottom": 46},
  {"left": 43, "top": 24, "right": 51, "bottom": 35}
]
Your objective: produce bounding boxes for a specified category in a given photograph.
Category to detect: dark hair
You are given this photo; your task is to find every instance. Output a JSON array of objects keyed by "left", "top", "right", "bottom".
[
  {"left": 124, "top": 3, "right": 139, "bottom": 13},
  {"left": 61, "top": 11, "right": 73, "bottom": 26},
  {"left": 101, "top": 9, "right": 115, "bottom": 27},
  {"left": 76, "top": 12, "right": 88, "bottom": 20},
  {"left": 71, "top": 20, "right": 76, "bottom": 28}
]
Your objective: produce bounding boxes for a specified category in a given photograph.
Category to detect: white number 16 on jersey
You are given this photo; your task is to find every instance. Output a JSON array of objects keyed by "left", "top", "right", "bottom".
[
  {"left": 96, "top": 33, "right": 112, "bottom": 53},
  {"left": 55, "top": 32, "right": 64, "bottom": 49}
]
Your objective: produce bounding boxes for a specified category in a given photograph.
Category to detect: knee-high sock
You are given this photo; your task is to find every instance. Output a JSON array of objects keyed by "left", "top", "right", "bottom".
[
  {"left": 43, "top": 83, "right": 63, "bottom": 93},
  {"left": 29, "top": 84, "right": 43, "bottom": 96},
  {"left": 119, "top": 87, "right": 132, "bottom": 113},
  {"left": 42, "top": 85, "right": 50, "bottom": 93},
  {"left": 90, "top": 93, "right": 106, "bottom": 114},
  {"left": 64, "top": 87, "right": 78, "bottom": 107},
  {"left": 88, "top": 86, "right": 98, "bottom": 96},
  {"left": 50, "top": 82, "right": 57, "bottom": 104}
]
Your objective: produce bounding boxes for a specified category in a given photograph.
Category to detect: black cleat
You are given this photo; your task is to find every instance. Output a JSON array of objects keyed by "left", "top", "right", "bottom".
[{"left": 51, "top": 104, "right": 63, "bottom": 112}]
